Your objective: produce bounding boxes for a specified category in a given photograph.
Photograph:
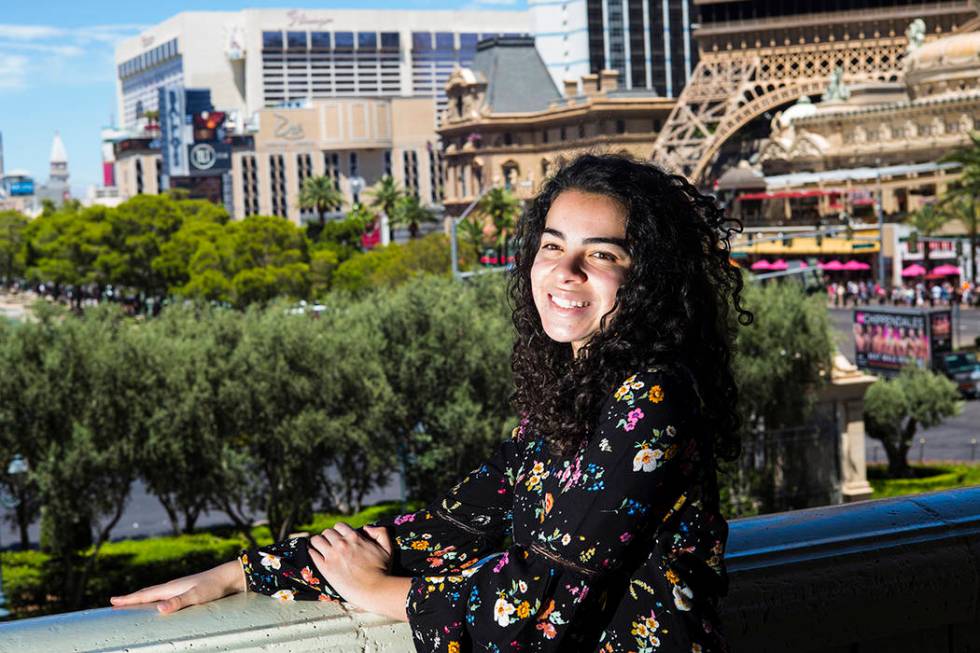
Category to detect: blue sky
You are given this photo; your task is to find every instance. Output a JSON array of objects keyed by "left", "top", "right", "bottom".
[{"left": 0, "top": 0, "right": 526, "bottom": 195}]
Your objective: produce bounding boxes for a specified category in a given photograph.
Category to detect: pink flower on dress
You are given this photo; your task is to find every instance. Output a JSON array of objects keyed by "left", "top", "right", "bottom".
[
  {"left": 493, "top": 552, "right": 510, "bottom": 573},
  {"left": 394, "top": 513, "right": 416, "bottom": 526},
  {"left": 619, "top": 531, "right": 633, "bottom": 543}
]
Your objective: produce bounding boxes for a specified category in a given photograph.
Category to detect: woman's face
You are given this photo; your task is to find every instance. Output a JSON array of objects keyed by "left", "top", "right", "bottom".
[{"left": 531, "top": 189, "right": 632, "bottom": 356}]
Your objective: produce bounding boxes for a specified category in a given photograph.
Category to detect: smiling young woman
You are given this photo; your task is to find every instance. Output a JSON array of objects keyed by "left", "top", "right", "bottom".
[{"left": 112, "top": 153, "right": 752, "bottom": 653}]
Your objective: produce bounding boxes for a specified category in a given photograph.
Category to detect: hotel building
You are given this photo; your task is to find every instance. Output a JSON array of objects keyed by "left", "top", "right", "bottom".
[{"left": 114, "top": 8, "right": 531, "bottom": 130}]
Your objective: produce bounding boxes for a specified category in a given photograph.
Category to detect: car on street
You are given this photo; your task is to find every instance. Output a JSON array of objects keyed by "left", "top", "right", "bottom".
[{"left": 938, "top": 351, "right": 980, "bottom": 398}]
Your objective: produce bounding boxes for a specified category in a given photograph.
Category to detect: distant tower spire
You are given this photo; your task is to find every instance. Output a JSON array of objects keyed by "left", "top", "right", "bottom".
[{"left": 49, "top": 131, "right": 69, "bottom": 186}]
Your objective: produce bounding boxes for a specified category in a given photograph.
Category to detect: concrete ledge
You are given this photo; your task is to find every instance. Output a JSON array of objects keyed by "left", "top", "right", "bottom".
[
  {"left": 0, "top": 593, "right": 412, "bottom": 652},
  {"left": 3, "top": 488, "right": 980, "bottom": 652}
]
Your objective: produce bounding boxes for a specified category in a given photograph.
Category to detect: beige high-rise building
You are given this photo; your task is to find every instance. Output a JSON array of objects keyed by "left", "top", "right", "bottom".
[{"left": 115, "top": 96, "right": 439, "bottom": 225}]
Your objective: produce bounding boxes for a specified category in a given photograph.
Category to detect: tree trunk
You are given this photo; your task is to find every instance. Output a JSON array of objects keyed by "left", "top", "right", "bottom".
[
  {"left": 15, "top": 501, "right": 30, "bottom": 550},
  {"left": 409, "top": 222, "right": 419, "bottom": 239},
  {"left": 159, "top": 495, "right": 181, "bottom": 536}
]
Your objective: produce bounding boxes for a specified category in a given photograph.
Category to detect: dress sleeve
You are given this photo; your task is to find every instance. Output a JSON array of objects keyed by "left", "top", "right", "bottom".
[
  {"left": 534, "top": 368, "right": 703, "bottom": 578},
  {"left": 239, "top": 430, "right": 520, "bottom": 602},
  {"left": 595, "top": 490, "right": 730, "bottom": 652}
]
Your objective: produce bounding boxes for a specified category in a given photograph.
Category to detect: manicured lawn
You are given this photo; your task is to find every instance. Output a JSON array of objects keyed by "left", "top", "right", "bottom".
[{"left": 867, "top": 463, "right": 980, "bottom": 499}]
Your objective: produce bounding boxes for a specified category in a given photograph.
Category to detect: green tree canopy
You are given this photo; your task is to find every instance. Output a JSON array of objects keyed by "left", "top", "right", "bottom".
[
  {"left": 864, "top": 365, "right": 960, "bottom": 477},
  {"left": 298, "top": 176, "right": 344, "bottom": 225}
]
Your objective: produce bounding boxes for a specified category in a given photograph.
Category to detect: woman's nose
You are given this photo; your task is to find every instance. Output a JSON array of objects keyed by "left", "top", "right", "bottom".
[{"left": 554, "top": 253, "right": 587, "bottom": 283}]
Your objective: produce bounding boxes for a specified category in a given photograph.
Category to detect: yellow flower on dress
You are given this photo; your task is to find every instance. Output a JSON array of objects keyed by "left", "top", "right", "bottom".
[
  {"left": 517, "top": 600, "right": 531, "bottom": 619},
  {"left": 448, "top": 642, "right": 460, "bottom": 653},
  {"left": 631, "top": 620, "right": 649, "bottom": 638},
  {"left": 411, "top": 540, "right": 429, "bottom": 550},
  {"left": 692, "top": 644, "right": 703, "bottom": 653},
  {"left": 648, "top": 384, "right": 664, "bottom": 403},
  {"left": 531, "top": 461, "right": 544, "bottom": 475},
  {"left": 665, "top": 569, "right": 680, "bottom": 585}
]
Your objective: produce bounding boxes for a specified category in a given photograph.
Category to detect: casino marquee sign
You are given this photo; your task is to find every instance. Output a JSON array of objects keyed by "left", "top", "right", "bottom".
[{"left": 188, "top": 142, "right": 232, "bottom": 176}]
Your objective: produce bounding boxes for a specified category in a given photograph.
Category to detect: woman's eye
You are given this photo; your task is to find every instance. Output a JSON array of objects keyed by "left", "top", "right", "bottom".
[
  {"left": 592, "top": 251, "right": 617, "bottom": 261},
  {"left": 541, "top": 243, "right": 561, "bottom": 251}
]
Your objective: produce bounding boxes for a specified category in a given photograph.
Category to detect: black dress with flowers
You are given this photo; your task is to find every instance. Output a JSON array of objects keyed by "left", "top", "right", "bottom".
[{"left": 240, "top": 367, "right": 730, "bottom": 652}]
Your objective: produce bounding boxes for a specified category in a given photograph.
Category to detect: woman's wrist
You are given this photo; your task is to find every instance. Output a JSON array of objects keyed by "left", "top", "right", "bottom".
[{"left": 216, "top": 560, "right": 247, "bottom": 595}]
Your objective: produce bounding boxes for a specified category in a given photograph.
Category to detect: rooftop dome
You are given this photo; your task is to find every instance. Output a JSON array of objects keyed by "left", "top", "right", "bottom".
[
  {"left": 905, "top": 31, "right": 980, "bottom": 98},
  {"left": 777, "top": 96, "right": 818, "bottom": 128}
]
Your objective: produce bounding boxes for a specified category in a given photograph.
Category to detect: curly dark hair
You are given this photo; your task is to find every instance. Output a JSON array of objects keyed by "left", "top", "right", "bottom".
[{"left": 509, "top": 153, "right": 752, "bottom": 463}]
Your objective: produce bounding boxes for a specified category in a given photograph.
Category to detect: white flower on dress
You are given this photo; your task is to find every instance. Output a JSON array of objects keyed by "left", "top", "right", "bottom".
[
  {"left": 673, "top": 583, "right": 694, "bottom": 611},
  {"left": 599, "top": 438, "right": 612, "bottom": 452},
  {"left": 272, "top": 589, "right": 295, "bottom": 601},
  {"left": 632, "top": 447, "right": 663, "bottom": 472},
  {"left": 518, "top": 580, "right": 528, "bottom": 593},
  {"left": 494, "top": 597, "right": 516, "bottom": 626},
  {"left": 260, "top": 552, "right": 282, "bottom": 570}
]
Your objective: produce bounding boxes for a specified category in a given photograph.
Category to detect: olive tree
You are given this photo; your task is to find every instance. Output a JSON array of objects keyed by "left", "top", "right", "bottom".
[{"left": 864, "top": 365, "right": 960, "bottom": 477}]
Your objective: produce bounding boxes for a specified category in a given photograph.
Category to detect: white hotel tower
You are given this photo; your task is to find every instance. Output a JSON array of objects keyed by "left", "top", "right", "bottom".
[{"left": 114, "top": 8, "right": 531, "bottom": 129}]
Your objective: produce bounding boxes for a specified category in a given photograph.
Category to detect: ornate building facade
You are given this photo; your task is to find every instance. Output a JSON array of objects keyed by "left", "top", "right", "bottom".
[
  {"left": 438, "top": 36, "right": 673, "bottom": 215},
  {"left": 652, "top": 0, "right": 977, "bottom": 184}
]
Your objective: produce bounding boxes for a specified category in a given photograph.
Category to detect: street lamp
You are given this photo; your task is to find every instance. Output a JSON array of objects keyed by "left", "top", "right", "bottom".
[
  {"left": 0, "top": 454, "right": 28, "bottom": 619},
  {"left": 348, "top": 175, "right": 365, "bottom": 208}
]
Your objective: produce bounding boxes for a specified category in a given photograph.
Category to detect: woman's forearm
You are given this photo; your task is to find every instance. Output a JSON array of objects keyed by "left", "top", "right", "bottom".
[{"left": 365, "top": 576, "right": 413, "bottom": 622}]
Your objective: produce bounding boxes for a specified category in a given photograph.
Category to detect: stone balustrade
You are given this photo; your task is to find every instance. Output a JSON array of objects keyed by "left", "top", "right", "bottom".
[{"left": 2, "top": 486, "right": 979, "bottom": 652}]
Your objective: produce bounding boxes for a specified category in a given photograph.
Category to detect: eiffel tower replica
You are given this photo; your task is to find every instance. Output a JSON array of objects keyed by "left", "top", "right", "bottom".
[{"left": 652, "top": 0, "right": 979, "bottom": 185}]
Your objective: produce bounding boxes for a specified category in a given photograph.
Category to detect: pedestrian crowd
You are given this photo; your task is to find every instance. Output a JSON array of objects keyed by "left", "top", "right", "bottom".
[{"left": 826, "top": 278, "right": 977, "bottom": 307}]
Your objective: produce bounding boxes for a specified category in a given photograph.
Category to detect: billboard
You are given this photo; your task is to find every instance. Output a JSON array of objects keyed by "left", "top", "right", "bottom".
[
  {"left": 187, "top": 142, "right": 231, "bottom": 175},
  {"left": 854, "top": 310, "right": 928, "bottom": 371},
  {"left": 159, "top": 85, "right": 189, "bottom": 177},
  {"left": 8, "top": 180, "right": 34, "bottom": 196},
  {"left": 854, "top": 308, "right": 953, "bottom": 373}
]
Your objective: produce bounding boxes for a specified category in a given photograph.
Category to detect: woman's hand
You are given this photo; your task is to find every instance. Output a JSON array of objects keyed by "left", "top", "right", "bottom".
[
  {"left": 309, "top": 523, "right": 408, "bottom": 619},
  {"left": 109, "top": 560, "right": 245, "bottom": 614}
]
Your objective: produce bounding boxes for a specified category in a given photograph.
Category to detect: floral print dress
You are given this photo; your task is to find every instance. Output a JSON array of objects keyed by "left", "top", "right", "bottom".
[{"left": 240, "top": 367, "right": 730, "bottom": 652}]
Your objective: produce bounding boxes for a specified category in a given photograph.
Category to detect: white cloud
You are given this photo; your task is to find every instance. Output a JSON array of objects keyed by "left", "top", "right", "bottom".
[
  {"left": 0, "top": 54, "right": 28, "bottom": 89},
  {"left": 0, "top": 25, "right": 63, "bottom": 41},
  {"left": 0, "top": 22, "right": 142, "bottom": 90}
]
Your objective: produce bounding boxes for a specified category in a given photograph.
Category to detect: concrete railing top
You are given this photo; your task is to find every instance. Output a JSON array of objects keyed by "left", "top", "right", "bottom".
[{"left": 3, "top": 486, "right": 980, "bottom": 652}]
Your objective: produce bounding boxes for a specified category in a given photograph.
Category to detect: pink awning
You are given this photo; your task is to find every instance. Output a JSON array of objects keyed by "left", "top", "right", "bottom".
[
  {"left": 769, "top": 259, "right": 788, "bottom": 271},
  {"left": 842, "top": 260, "right": 871, "bottom": 271},
  {"left": 931, "top": 264, "right": 962, "bottom": 276},
  {"left": 902, "top": 264, "right": 927, "bottom": 277},
  {"left": 820, "top": 260, "right": 845, "bottom": 271},
  {"left": 750, "top": 260, "right": 772, "bottom": 271}
]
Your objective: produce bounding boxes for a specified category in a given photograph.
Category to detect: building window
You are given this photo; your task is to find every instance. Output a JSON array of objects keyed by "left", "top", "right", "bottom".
[
  {"left": 262, "top": 31, "right": 283, "bottom": 50},
  {"left": 560, "top": 126, "right": 567, "bottom": 141},
  {"left": 155, "top": 158, "right": 162, "bottom": 194},
  {"left": 297, "top": 153, "right": 313, "bottom": 219},
  {"left": 287, "top": 31, "right": 307, "bottom": 50},
  {"left": 403, "top": 150, "right": 420, "bottom": 198},
  {"left": 135, "top": 159, "right": 144, "bottom": 195},
  {"left": 270, "top": 154, "right": 287, "bottom": 217},
  {"left": 429, "top": 148, "right": 444, "bottom": 203},
  {"left": 502, "top": 162, "right": 519, "bottom": 191},
  {"left": 349, "top": 152, "right": 360, "bottom": 203},
  {"left": 311, "top": 31, "right": 331, "bottom": 50},
  {"left": 503, "top": 132, "right": 513, "bottom": 146},
  {"left": 357, "top": 32, "right": 377, "bottom": 50},
  {"left": 242, "top": 155, "right": 259, "bottom": 217},
  {"left": 578, "top": 123, "right": 586, "bottom": 139},
  {"left": 380, "top": 32, "right": 400, "bottom": 50},
  {"left": 384, "top": 150, "right": 392, "bottom": 177},
  {"left": 616, "top": 119, "right": 626, "bottom": 134},
  {"left": 334, "top": 32, "right": 354, "bottom": 50},
  {"left": 324, "top": 152, "right": 341, "bottom": 194},
  {"left": 542, "top": 129, "right": 549, "bottom": 144}
]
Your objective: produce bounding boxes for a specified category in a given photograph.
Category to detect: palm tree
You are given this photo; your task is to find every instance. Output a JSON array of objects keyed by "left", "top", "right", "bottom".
[
  {"left": 906, "top": 202, "right": 948, "bottom": 272},
  {"left": 298, "top": 176, "right": 344, "bottom": 226},
  {"left": 392, "top": 195, "right": 437, "bottom": 239},
  {"left": 457, "top": 215, "right": 487, "bottom": 269},
  {"left": 367, "top": 176, "right": 403, "bottom": 242},
  {"left": 940, "top": 194, "right": 977, "bottom": 283},
  {"left": 942, "top": 132, "right": 980, "bottom": 283},
  {"left": 479, "top": 187, "right": 521, "bottom": 263}
]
